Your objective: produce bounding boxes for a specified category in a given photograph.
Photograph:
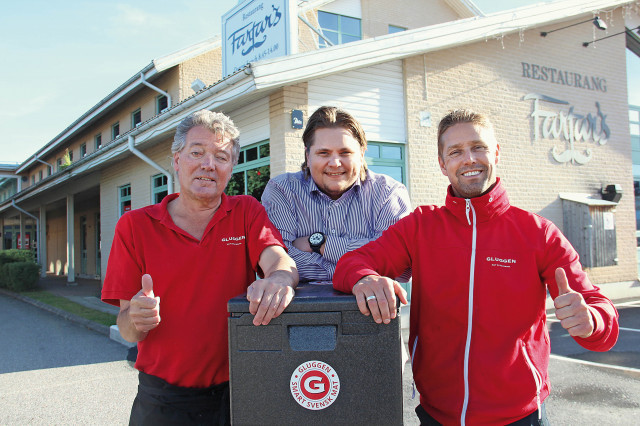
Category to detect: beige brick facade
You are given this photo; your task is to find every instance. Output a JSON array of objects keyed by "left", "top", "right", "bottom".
[
  {"left": 403, "top": 11, "right": 635, "bottom": 283},
  {"left": 3, "top": 1, "right": 637, "bottom": 288},
  {"left": 268, "top": 83, "right": 309, "bottom": 176},
  {"left": 362, "top": 0, "right": 459, "bottom": 36},
  {"left": 100, "top": 138, "right": 174, "bottom": 278}
]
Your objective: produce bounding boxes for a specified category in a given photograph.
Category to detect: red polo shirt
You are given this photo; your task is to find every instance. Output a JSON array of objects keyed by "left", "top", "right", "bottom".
[{"left": 102, "top": 193, "right": 285, "bottom": 388}]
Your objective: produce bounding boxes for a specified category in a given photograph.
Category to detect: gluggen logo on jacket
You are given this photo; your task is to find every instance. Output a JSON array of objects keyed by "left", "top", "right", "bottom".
[
  {"left": 222, "top": 235, "right": 245, "bottom": 246},
  {"left": 486, "top": 256, "right": 516, "bottom": 268}
]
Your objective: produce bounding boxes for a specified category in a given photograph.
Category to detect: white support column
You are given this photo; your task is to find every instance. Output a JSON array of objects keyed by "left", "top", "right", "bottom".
[
  {"left": 39, "top": 207, "right": 47, "bottom": 277},
  {"left": 19, "top": 213, "right": 25, "bottom": 250},
  {"left": 66, "top": 194, "right": 75, "bottom": 284}
]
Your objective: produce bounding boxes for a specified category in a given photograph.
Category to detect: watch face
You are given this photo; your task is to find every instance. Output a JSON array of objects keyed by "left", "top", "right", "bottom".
[{"left": 309, "top": 233, "right": 324, "bottom": 246}]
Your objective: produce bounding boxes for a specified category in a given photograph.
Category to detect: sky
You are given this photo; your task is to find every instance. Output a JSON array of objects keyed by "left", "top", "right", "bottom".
[{"left": 0, "top": 0, "right": 637, "bottom": 164}]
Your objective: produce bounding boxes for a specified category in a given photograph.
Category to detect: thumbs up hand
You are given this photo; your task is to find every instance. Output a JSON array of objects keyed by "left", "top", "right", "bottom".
[
  {"left": 129, "top": 274, "right": 161, "bottom": 333},
  {"left": 553, "top": 267, "right": 594, "bottom": 338}
]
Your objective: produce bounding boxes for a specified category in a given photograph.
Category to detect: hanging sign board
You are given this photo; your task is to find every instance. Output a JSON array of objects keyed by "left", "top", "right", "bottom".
[{"left": 222, "top": 0, "right": 298, "bottom": 77}]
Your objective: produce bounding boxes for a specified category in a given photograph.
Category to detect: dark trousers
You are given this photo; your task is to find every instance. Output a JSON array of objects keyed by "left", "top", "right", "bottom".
[
  {"left": 129, "top": 371, "right": 230, "bottom": 426},
  {"left": 415, "top": 403, "right": 550, "bottom": 426}
]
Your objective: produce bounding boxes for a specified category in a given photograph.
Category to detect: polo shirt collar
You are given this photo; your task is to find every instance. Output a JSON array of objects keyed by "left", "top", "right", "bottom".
[{"left": 146, "top": 192, "right": 235, "bottom": 240}]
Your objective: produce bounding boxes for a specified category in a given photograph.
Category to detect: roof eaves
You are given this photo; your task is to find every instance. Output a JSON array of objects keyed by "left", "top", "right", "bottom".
[
  {"left": 251, "top": 0, "right": 633, "bottom": 90},
  {"left": 153, "top": 36, "right": 222, "bottom": 72},
  {"left": 16, "top": 61, "right": 157, "bottom": 173},
  {"left": 2, "top": 66, "right": 257, "bottom": 211},
  {"left": 444, "top": 0, "right": 485, "bottom": 18},
  {"left": 16, "top": 35, "right": 225, "bottom": 174}
]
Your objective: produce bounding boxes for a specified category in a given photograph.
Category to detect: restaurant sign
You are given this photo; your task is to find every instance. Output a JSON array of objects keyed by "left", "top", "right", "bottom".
[
  {"left": 222, "top": 0, "right": 298, "bottom": 77},
  {"left": 523, "top": 93, "right": 610, "bottom": 165}
]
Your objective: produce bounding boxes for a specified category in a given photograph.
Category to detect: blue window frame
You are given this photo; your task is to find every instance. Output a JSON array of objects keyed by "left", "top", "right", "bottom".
[
  {"left": 317, "top": 11, "right": 361, "bottom": 48},
  {"left": 365, "top": 142, "right": 406, "bottom": 184},
  {"left": 226, "top": 141, "right": 270, "bottom": 201}
]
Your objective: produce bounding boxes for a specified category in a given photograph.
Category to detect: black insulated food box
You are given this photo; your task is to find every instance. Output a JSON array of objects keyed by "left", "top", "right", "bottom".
[{"left": 228, "top": 283, "right": 403, "bottom": 425}]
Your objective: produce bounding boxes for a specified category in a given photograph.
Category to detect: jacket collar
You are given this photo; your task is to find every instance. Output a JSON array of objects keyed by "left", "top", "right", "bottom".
[{"left": 444, "top": 178, "right": 510, "bottom": 223}]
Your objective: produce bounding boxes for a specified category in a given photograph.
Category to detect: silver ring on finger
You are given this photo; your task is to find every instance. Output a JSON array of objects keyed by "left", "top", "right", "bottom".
[{"left": 366, "top": 295, "right": 377, "bottom": 301}]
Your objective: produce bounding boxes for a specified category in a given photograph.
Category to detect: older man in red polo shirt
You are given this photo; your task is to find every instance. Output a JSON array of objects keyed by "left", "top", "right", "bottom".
[{"left": 102, "top": 109, "right": 298, "bottom": 425}]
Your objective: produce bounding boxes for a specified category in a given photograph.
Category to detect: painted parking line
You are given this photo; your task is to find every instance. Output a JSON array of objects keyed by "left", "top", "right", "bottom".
[
  {"left": 550, "top": 354, "right": 640, "bottom": 374},
  {"left": 546, "top": 317, "right": 640, "bottom": 333},
  {"left": 614, "top": 300, "right": 640, "bottom": 308}
]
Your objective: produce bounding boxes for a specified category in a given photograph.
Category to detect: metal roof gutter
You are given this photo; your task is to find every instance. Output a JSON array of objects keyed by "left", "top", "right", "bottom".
[
  {"left": 16, "top": 62, "right": 157, "bottom": 174},
  {"left": 16, "top": 37, "right": 223, "bottom": 174},
  {"left": 0, "top": 67, "right": 255, "bottom": 213},
  {"left": 251, "top": 0, "right": 635, "bottom": 90}
]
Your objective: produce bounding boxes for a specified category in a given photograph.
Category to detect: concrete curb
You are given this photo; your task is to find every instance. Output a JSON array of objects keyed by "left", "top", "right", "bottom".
[{"left": 0, "top": 288, "right": 111, "bottom": 337}]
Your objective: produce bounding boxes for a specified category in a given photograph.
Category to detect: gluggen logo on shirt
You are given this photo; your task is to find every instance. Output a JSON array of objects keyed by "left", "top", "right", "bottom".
[
  {"left": 222, "top": 235, "right": 246, "bottom": 246},
  {"left": 486, "top": 256, "right": 516, "bottom": 268}
]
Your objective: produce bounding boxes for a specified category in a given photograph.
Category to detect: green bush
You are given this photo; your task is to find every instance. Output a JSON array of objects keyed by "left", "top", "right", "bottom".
[
  {"left": 5, "top": 262, "right": 40, "bottom": 291},
  {"left": 0, "top": 265, "right": 8, "bottom": 288},
  {"left": 0, "top": 250, "right": 36, "bottom": 289},
  {"left": 0, "top": 249, "right": 34, "bottom": 265}
]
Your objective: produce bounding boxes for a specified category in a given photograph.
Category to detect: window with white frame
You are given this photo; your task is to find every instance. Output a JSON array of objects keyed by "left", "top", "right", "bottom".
[
  {"left": 132, "top": 108, "right": 142, "bottom": 128},
  {"left": 317, "top": 11, "right": 361, "bottom": 48},
  {"left": 119, "top": 184, "right": 132, "bottom": 216},
  {"left": 152, "top": 174, "right": 168, "bottom": 204},
  {"left": 156, "top": 95, "right": 168, "bottom": 114},
  {"left": 226, "top": 141, "right": 270, "bottom": 200},
  {"left": 365, "top": 142, "right": 406, "bottom": 184},
  {"left": 95, "top": 133, "right": 102, "bottom": 150},
  {"left": 80, "top": 143, "right": 87, "bottom": 158},
  {"left": 111, "top": 122, "right": 120, "bottom": 140}
]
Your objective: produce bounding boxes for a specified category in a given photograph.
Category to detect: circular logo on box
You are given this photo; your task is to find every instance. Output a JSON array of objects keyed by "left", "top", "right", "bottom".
[{"left": 290, "top": 360, "right": 340, "bottom": 410}]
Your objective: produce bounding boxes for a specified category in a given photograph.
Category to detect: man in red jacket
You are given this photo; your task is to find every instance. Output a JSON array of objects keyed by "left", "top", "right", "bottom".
[{"left": 333, "top": 109, "right": 619, "bottom": 425}]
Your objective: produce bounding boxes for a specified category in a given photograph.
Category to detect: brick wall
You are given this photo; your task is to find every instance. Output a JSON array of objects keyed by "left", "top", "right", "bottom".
[
  {"left": 269, "top": 83, "right": 309, "bottom": 176},
  {"left": 179, "top": 48, "right": 223, "bottom": 100},
  {"left": 100, "top": 138, "right": 174, "bottom": 280},
  {"left": 362, "top": 0, "right": 459, "bottom": 37},
  {"left": 404, "top": 9, "right": 635, "bottom": 284}
]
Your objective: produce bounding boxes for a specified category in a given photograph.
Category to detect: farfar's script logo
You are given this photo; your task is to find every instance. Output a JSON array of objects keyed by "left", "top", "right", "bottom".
[{"left": 290, "top": 360, "right": 340, "bottom": 410}]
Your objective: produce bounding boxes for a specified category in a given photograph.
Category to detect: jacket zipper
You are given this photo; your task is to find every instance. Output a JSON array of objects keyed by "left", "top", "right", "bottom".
[
  {"left": 460, "top": 199, "right": 477, "bottom": 426},
  {"left": 411, "top": 336, "right": 418, "bottom": 399},
  {"left": 521, "top": 342, "right": 543, "bottom": 420}
]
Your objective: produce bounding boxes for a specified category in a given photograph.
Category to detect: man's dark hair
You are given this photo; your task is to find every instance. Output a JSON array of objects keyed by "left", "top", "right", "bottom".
[
  {"left": 437, "top": 109, "right": 495, "bottom": 159},
  {"left": 301, "top": 106, "right": 368, "bottom": 180}
]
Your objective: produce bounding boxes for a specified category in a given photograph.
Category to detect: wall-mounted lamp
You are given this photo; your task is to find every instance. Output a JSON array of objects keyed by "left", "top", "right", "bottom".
[
  {"left": 540, "top": 17, "right": 607, "bottom": 37},
  {"left": 601, "top": 184, "right": 623, "bottom": 203},
  {"left": 582, "top": 26, "right": 640, "bottom": 47},
  {"left": 191, "top": 78, "right": 206, "bottom": 93}
]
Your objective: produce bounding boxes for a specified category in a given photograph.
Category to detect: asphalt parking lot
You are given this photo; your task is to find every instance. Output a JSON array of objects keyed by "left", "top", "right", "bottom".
[
  {"left": 402, "top": 299, "right": 640, "bottom": 425},
  {"left": 544, "top": 298, "right": 640, "bottom": 425}
]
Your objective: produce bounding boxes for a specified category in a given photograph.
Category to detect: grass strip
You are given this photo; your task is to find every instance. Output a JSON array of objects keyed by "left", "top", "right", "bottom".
[{"left": 20, "top": 290, "right": 117, "bottom": 327}]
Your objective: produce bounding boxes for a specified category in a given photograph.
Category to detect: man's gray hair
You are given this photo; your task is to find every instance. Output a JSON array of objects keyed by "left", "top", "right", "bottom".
[{"left": 172, "top": 110, "right": 241, "bottom": 164}]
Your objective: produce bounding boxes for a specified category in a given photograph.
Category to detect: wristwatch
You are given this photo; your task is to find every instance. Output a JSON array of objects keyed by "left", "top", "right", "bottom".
[{"left": 308, "top": 232, "right": 326, "bottom": 254}]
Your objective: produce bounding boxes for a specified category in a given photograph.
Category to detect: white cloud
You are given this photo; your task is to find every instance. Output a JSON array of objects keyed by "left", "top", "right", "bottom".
[{"left": 109, "top": 4, "right": 172, "bottom": 35}]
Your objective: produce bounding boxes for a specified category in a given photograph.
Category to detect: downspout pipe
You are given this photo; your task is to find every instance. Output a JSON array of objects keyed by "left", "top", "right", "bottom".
[
  {"left": 0, "top": 174, "right": 21, "bottom": 193},
  {"left": 11, "top": 200, "right": 40, "bottom": 267},
  {"left": 140, "top": 73, "right": 172, "bottom": 109},
  {"left": 127, "top": 135, "right": 174, "bottom": 195},
  {"left": 34, "top": 155, "right": 54, "bottom": 175},
  {"left": 298, "top": 13, "right": 334, "bottom": 47}
]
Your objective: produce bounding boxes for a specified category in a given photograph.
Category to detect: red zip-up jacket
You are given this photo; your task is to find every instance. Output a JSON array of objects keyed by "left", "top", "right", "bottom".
[{"left": 333, "top": 179, "right": 619, "bottom": 425}]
